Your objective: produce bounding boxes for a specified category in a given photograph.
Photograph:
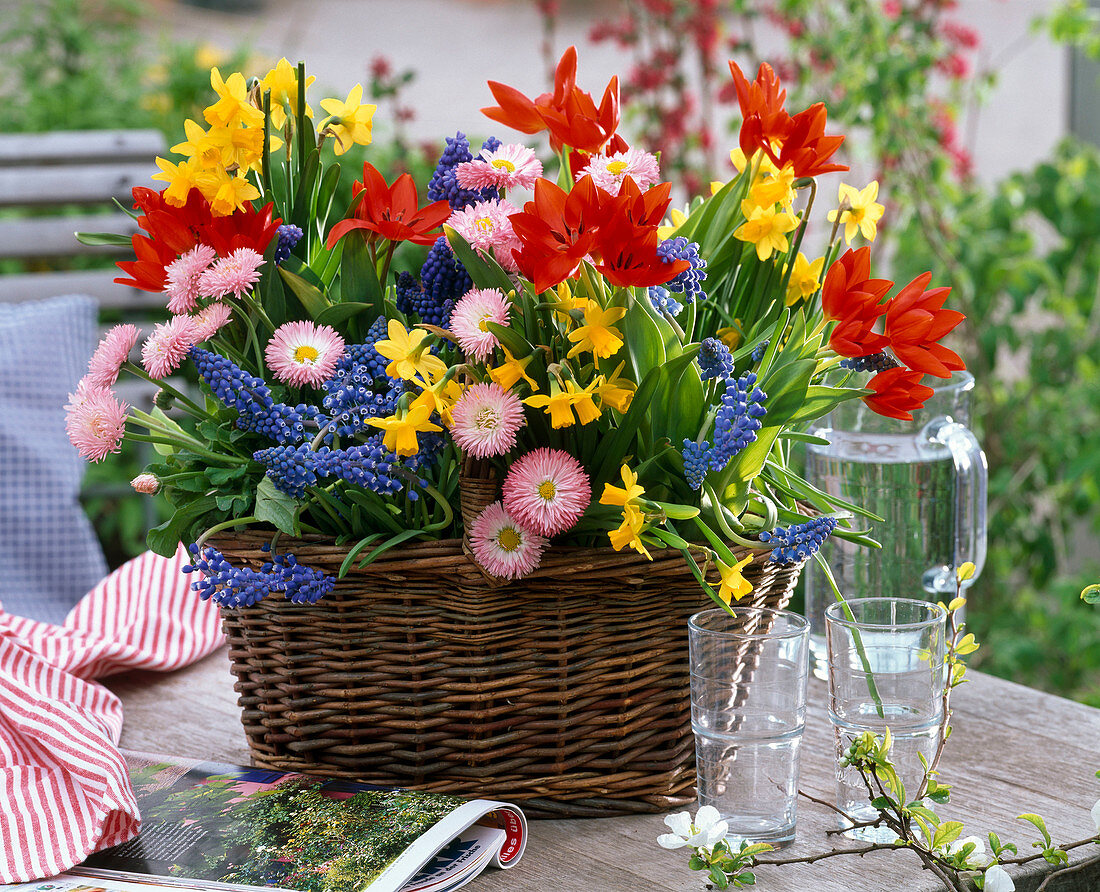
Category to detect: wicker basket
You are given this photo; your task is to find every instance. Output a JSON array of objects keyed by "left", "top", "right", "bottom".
[{"left": 215, "top": 527, "right": 806, "bottom": 817}]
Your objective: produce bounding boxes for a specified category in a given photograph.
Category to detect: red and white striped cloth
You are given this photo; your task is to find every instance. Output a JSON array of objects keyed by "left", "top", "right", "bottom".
[{"left": 0, "top": 545, "right": 224, "bottom": 882}]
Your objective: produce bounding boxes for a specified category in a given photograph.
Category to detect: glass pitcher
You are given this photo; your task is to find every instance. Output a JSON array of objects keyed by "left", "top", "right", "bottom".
[{"left": 803, "top": 371, "right": 987, "bottom": 675}]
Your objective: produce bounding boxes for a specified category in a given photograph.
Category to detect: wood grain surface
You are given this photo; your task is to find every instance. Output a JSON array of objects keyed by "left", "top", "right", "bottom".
[{"left": 107, "top": 650, "right": 1100, "bottom": 892}]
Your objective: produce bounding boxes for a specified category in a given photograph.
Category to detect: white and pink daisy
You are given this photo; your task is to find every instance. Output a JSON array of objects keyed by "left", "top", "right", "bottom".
[
  {"left": 581, "top": 148, "right": 661, "bottom": 195},
  {"left": 447, "top": 199, "right": 522, "bottom": 272},
  {"left": 264, "top": 320, "right": 345, "bottom": 388},
  {"left": 198, "top": 247, "right": 265, "bottom": 300},
  {"left": 130, "top": 473, "right": 159, "bottom": 494},
  {"left": 456, "top": 144, "right": 543, "bottom": 192},
  {"left": 142, "top": 316, "right": 198, "bottom": 379},
  {"left": 469, "top": 501, "right": 548, "bottom": 580},
  {"left": 189, "top": 301, "right": 233, "bottom": 342},
  {"left": 449, "top": 382, "right": 524, "bottom": 459},
  {"left": 449, "top": 287, "right": 511, "bottom": 362},
  {"left": 164, "top": 244, "right": 217, "bottom": 314},
  {"left": 64, "top": 380, "right": 128, "bottom": 463},
  {"left": 502, "top": 447, "right": 591, "bottom": 537},
  {"left": 86, "top": 323, "right": 140, "bottom": 388}
]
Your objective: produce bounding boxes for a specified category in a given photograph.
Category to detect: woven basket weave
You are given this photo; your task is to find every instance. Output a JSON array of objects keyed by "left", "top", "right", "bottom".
[{"left": 215, "top": 527, "right": 806, "bottom": 817}]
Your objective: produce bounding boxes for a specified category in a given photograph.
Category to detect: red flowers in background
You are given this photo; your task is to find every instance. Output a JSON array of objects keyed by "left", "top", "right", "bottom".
[
  {"left": 326, "top": 163, "right": 451, "bottom": 249},
  {"left": 863, "top": 367, "right": 935, "bottom": 421},
  {"left": 483, "top": 46, "right": 621, "bottom": 154},
  {"left": 115, "top": 188, "right": 279, "bottom": 292},
  {"left": 729, "top": 61, "right": 847, "bottom": 178},
  {"left": 885, "top": 272, "right": 966, "bottom": 377}
]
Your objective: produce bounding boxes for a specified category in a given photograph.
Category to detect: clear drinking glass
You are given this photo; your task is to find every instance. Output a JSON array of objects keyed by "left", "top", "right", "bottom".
[
  {"left": 803, "top": 371, "right": 986, "bottom": 677},
  {"left": 824, "top": 598, "right": 946, "bottom": 843},
  {"left": 688, "top": 607, "right": 810, "bottom": 848}
]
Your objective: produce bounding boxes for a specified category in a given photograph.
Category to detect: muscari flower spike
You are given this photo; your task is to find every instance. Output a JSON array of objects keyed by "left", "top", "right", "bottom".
[
  {"left": 273, "top": 223, "right": 304, "bottom": 265},
  {"left": 681, "top": 371, "right": 767, "bottom": 490},
  {"left": 751, "top": 339, "right": 770, "bottom": 364},
  {"left": 698, "top": 337, "right": 734, "bottom": 381},
  {"left": 840, "top": 351, "right": 901, "bottom": 373},
  {"left": 657, "top": 237, "right": 707, "bottom": 304},
  {"left": 427, "top": 132, "right": 503, "bottom": 210},
  {"left": 759, "top": 516, "right": 839, "bottom": 564},
  {"left": 648, "top": 285, "right": 683, "bottom": 317},
  {"left": 184, "top": 543, "right": 335, "bottom": 607},
  {"left": 420, "top": 237, "right": 472, "bottom": 318}
]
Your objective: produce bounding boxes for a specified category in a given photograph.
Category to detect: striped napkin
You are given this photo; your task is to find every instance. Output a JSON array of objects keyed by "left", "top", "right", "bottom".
[{"left": 0, "top": 545, "right": 224, "bottom": 882}]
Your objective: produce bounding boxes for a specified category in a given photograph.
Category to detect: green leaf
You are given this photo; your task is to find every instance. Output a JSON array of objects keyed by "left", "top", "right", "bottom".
[
  {"left": 623, "top": 296, "right": 667, "bottom": 383},
  {"left": 337, "top": 233, "right": 383, "bottom": 313},
  {"left": 254, "top": 477, "right": 300, "bottom": 536},
  {"left": 316, "top": 301, "right": 377, "bottom": 329},
  {"left": 444, "top": 226, "right": 515, "bottom": 293},
  {"left": 592, "top": 365, "right": 662, "bottom": 488},
  {"left": 1018, "top": 813, "right": 1052, "bottom": 846},
  {"left": 338, "top": 534, "right": 383, "bottom": 578},
  {"left": 1082, "top": 583, "right": 1100, "bottom": 603},
  {"left": 783, "top": 384, "right": 866, "bottom": 425},
  {"left": 933, "top": 821, "right": 965, "bottom": 849},
  {"left": 709, "top": 866, "right": 730, "bottom": 889},
  {"left": 278, "top": 266, "right": 332, "bottom": 318},
  {"left": 75, "top": 230, "right": 133, "bottom": 247},
  {"left": 356, "top": 528, "right": 424, "bottom": 569}
]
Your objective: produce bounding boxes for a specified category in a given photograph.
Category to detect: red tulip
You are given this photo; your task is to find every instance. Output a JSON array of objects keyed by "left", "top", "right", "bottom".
[
  {"left": 885, "top": 272, "right": 966, "bottom": 378},
  {"left": 821, "top": 248, "right": 891, "bottom": 357},
  {"left": 326, "top": 163, "right": 451, "bottom": 249},
  {"left": 863, "top": 367, "right": 935, "bottom": 421}
]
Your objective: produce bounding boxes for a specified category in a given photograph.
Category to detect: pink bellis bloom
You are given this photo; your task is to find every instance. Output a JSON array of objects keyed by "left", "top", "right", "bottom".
[
  {"left": 189, "top": 301, "right": 233, "bottom": 342},
  {"left": 64, "top": 379, "right": 129, "bottom": 463},
  {"left": 164, "top": 244, "right": 216, "bottom": 314},
  {"left": 502, "top": 447, "right": 591, "bottom": 537},
  {"left": 469, "top": 500, "right": 548, "bottom": 579},
  {"left": 142, "top": 316, "right": 198, "bottom": 378},
  {"left": 449, "top": 287, "right": 511, "bottom": 362},
  {"left": 456, "top": 143, "right": 543, "bottom": 192},
  {"left": 264, "top": 320, "right": 346, "bottom": 388},
  {"left": 447, "top": 198, "right": 522, "bottom": 272},
  {"left": 197, "top": 247, "right": 264, "bottom": 300},
  {"left": 579, "top": 147, "right": 661, "bottom": 195},
  {"left": 448, "top": 382, "right": 525, "bottom": 458},
  {"left": 85, "top": 323, "right": 140, "bottom": 389}
]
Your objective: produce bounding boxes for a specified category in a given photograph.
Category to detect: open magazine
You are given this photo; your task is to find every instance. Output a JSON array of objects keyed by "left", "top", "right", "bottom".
[{"left": 7, "top": 752, "right": 526, "bottom": 892}]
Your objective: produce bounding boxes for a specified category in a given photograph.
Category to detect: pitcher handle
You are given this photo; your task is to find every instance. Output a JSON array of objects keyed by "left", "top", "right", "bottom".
[{"left": 927, "top": 419, "right": 988, "bottom": 592}]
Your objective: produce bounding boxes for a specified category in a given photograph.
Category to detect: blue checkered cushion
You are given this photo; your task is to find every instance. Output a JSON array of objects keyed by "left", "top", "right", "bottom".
[{"left": 0, "top": 296, "right": 108, "bottom": 623}]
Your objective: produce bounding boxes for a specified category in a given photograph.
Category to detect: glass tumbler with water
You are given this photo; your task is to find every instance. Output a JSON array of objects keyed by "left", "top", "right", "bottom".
[
  {"left": 825, "top": 598, "right": 946, "bottom": 842},
  {"left": 803, "top": 371, "right": 986, "bottom": 675},
  {"left": 688, "top": 607, "right": 809, "bottom": 848}
]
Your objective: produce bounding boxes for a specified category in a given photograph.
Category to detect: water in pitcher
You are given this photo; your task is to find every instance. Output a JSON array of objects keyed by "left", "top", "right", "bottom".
[{"left": 804, "top": 430, "right": 956, "bottom": 673}]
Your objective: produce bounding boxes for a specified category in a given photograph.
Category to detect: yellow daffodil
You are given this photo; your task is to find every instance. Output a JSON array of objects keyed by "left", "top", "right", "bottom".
[
  {"left": 259, "top": 57, "right": 316, "bottom": 130},
  {"left": 170, "top": 119, "right": 223, "bottom": 169},
  {"left": 716, "top": 324, "right": 743, "bottom": 351},
  {"left": 409, "top": 374, "right": 463, "bottom": 425},
  {"left": 600, "top": 464, "right": 645, "bottom": 508},
  {"left": 564, "top": 379, "right": 602, "bottom": 425},
  {"left": 827, "top": 181, "right": 886, "bottom": 244},
  {"left": 488, "top": 346, "right": 539, "bottom": 392},
  {"left": 547, "top": 281, "right": 585, "bottom": 324},
  {"left": 566, "top": 300, "right": 626, "bottom": 359},
  {"left": 205, "top": 68, "right": 264, "bottom": 130},
  {"left": 657, "top": 207, "right": 687, "bottom": 240},
  {"left": 366, "top": 405, "right": 442, "bottom": 457},
  {"left": 716, "top": 554, "right": 754, "bottom": 604},
  {"left": 205, "top": 170, "right": 261, "bottom": 216},
  {"left": 319, "top": 84, "right": 377, "bottom": 156},
  {"left": 748, "top": 163, "right": 796, "bottom": 209},
  {"left": 525, "top": 382, "right": 576, "bottom": 429},
  {"left": 608, "top": 503, "right": 651, "bottom": 558},
  {"left": 374, "top": 319, "right": 447, "bottom": 382},
  {"left": 709, "top": 181, "right": 724, "bottom": 196},
  {"left": 734, "top": 200, "right": 799, "bottom": 262},
  {"left": 783, "top": 253, "right": 826, "bottom": 306},
  {"left": 152, "top": 156, "right": 217, "bottom": 207},
  {"left": 203, "top": 124, "right": 267, "bottom": 170},
  {"left": 594, "top": 362, "right": 636, "bottom": 413}
]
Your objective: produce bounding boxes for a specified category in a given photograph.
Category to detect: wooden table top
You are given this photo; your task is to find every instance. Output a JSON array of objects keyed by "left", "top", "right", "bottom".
[{"left": 107, "top": 648, "right": 1100, "bottom": 892}]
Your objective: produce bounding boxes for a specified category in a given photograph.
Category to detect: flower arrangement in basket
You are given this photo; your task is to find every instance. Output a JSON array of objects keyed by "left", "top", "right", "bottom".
[
  {"left": 67, "top": 51, "right": 968, "bottom": 811},
  {"left": 72, "top": 51, "right": 965, "bottom": 602}
]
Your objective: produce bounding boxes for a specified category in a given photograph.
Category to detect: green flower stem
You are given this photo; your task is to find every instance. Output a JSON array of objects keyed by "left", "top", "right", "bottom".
[
  {"left": 122, "top": 363, "right": 207, "bottom": 417},
  {"left": 196, "top": 515, "right": 259, "bottom": 549},
  {"left": 125, "top": 430, "right": 248, "bottom": 466},
  {"left": 813, "top": 552, "right": 885, "bottom": 719},
  {"left": 238, "top": 290, "right": 277, "bottom": 335}
]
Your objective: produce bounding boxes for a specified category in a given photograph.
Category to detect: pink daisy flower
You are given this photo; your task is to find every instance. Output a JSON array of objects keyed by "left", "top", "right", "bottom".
[
  {"left": 447, "top": 199, "right": 522, "bottom": 272},
  {"left": 449, "top": 382, "right": 524, "bottom": 458},
  {"left": 64, "top": 380, "right": 128, "bottom": 463},
  {"left": 455, "top": 144, "right": 543, "bottom": 192},
  {"left": 164, "top": 244, "right": 217, "bottom": 314},
  {"left": 198, "top": 247, "right": 265, "bottom": 300},
  {"left": 469, "top": 501, "right": 548, "bottom": 580},
  {"left": 264, "top": 320, "right": 345, "bottom": 388},
  {"left": 142, "top": 316, "right": 198, "bottom": 379},
  {"left": 449, "top": 287, "right": 511, "bottom": 362},
  {"left": 502, "top": 447, "right": 592, "bottom": 537},
  {"left": 86, "top": 323, "right": 140, "bottom": 388},
  {"left": 580, "top": 148, "right": 662, "bottom": 195},
  {"left": 130, "top": 473, "right": 159, "bottom": 494},
  {"left": 190, "top": 301, "right": 233, "bottom": 342}
]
